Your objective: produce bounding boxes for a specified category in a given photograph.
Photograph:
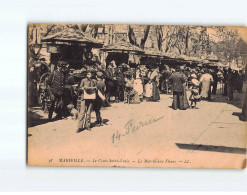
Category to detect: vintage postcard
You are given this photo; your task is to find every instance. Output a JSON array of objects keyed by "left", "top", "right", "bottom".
[{"left": 27, "top": 24, "right": 247, "bottom": 168}]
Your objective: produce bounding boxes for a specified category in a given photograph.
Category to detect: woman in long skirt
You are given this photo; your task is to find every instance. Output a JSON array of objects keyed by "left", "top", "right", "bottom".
[
  {"left": 200, "top": 70, "right": 214, "bottom": 100},
  {"left": 134, "top": 69, "right": 144, "bottom": 100},
  {"left": 149, "top": 68, "right": 160, "bottom": 102}
]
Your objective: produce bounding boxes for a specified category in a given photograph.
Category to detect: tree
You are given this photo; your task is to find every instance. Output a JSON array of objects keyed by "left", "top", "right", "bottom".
[
  {"left": 88, "top": 24, "right": 99, "bottom": 38},
  {"left": 214, "top": 27, "right": 243, "bottom": 65},
  {"left": 155, "top": 25, "right": 164, "bottom": 51},
  {"left": 80, "top": 24, "right": 88, "bottom": 32},
  {"left": 128, "top": 25, "right": 137, "bottom": 45},
  {"left": 140, "top": 25, "right": 150, "bottom": 49},
  {"left": 159, "top": 25, "right": 213, "bottom": 58},
  {"left": 28, "top": 24, "right": 56, "bottom": 63},
  {"left": 128, "top": 25, "right": 150, "bottom": 49}
]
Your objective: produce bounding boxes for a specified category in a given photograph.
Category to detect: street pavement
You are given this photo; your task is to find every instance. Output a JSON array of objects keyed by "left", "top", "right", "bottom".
[{"left": 28, "top": 86, "right": 247, "bottom": 169}]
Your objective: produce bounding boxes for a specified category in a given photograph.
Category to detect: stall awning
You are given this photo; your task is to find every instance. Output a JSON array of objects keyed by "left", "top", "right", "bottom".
[
  {"left": 101, "top": 41, "right": 144, "bottom": 54},
  {"left": 41, "top": 28, "right": 103, "bottom": 48},
  {"left": 205, "top": 52, "right": 219, "bottom": 62},
  {"left": 144, "top": 47, "right": 162, "bottom": 56},
  {"left": 161, "top": 52, "right": 184, "bottom": 60}
]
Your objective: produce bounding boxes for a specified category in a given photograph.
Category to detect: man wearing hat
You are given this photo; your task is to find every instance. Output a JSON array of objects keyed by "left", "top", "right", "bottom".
[
  {"left": 169, "top": 67, "right": 185, "bottom": 110},
  {"left": 77, "top": 70, "right": 97, "bottom": 132},
  {"left": 46, "top": 61, "right": 70, "bottom": 120},
  {"left": 105, "top": 64, "right": 115, "bottom": 106},
  {"left": 116, "top": 65, "right": 125, "bottom": 102}
]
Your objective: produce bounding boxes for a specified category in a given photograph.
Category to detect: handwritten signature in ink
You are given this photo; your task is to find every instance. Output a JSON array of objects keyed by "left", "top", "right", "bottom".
[{"left": 111, "top": 116, "right": 164, "bottom": 143}]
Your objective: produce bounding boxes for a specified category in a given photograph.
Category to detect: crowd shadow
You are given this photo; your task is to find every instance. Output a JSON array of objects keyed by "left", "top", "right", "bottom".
[
  {"left": 28, "top": 105, "right": 111, "bottom": 128},
  {"left": 197, "top": 88, "right": 246, "bottom": 122},
  {"left": 211, "top": 93, "right": 244, "bottom": 110},
  {"left": 27, "top": 109, "right": 60, "bottom": 128},
  {"left": 176, "top": 143, "right": 246, "bottom": 154},
  {"left": 91, "top": 119, "right": 109, "bottom": 128}
]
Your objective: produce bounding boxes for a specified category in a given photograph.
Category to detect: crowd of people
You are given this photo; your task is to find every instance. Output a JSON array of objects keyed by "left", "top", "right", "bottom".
[
  {"left": 162, "top": 65, "right": 246, "bottom": 109},
  {"left": 28, "top": 60, "right": 247, "bottom": 132}
]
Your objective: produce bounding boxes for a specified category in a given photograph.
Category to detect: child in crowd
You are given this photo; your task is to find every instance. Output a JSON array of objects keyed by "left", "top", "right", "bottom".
[{"left": 189, "top": 74, "right": 201, "bottom": 109}]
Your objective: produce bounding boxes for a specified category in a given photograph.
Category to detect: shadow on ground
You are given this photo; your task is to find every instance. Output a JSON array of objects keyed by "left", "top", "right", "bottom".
[
  {"left": 176, "top": 143, "right": 246, "bottom": 154},
  {"left": 28, "top": 108, "right": 61, "bottom": 128},
  {"left": 211, "top": 86, "right": 245, "bottom": 109},
  {"left": 91, "top": 119, "right": 109, "bottom": 128},
  {"left": 232, "top": 112, "right": 247, "bottom": 121}
]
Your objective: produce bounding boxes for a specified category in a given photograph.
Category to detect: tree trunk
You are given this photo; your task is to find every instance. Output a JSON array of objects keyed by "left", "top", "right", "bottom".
[
  {"left": 92, "top": 25, "right": 99, "bottom": 38},
  {"left": 140, "top": 25, "right": 150, "bottom": 49},
  {"left": 128, "top": 25, "right": 137, "bottom": 45},
  {"left": 185, "top": 29, "right": 189, "bottom": 55},
  {"left": 156, "top": 26, "right": 163, "bottom": 51},
  {"left": 29, "top": 25, "right": 55, "bottom": 63},
  {"left": 81, "top": 24, "right": 88, "bottom": 32}
]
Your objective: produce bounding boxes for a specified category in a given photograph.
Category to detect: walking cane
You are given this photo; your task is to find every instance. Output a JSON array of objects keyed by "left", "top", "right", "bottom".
[
  {"left": 222, "top": 81, "right": 224, "bottom": 95},
  {"left": 166, "top": 80, "right": 169, "bottom": 95},
  {"left": 82, "top": 106, "right": 88, "bottom": 129},
  {"left": 220, "top": 80, "right": 223, "bottom": 95}
]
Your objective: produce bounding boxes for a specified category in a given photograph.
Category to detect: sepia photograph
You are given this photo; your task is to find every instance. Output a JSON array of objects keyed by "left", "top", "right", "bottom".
[{"left": 27, "top": 24, "right": 247, "bottom": 168}]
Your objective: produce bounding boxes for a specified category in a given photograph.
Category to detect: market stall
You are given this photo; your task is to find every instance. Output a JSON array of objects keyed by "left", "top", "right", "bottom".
[
  {"left": 100, "top": 41, "right": 144, "bottom": 67},
  {"left": 160, "top": 52, "right": 188, "bottom": 68},
  {"left": 41, "top": 28, "right": 103, "bottom": 70},
  {"left": 37, "top": 28, "right": 103, "bottom": 112},
  {"left": 141, "top": 47, "right": 163, "bottom": 67}
]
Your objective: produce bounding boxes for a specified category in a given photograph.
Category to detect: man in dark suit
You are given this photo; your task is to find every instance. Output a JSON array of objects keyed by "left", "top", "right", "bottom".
[
  {"left": 116, "top": 65, "right": 125, "bottom": 102},
  {"left": 169, "top": 67, "right": 185, "bottom": 110},
  {"left": 105, "top": 64, "right": 115, "bottom": 106},
  {"left": 46, "top": 61, "right": 69, "bottom": 120}
]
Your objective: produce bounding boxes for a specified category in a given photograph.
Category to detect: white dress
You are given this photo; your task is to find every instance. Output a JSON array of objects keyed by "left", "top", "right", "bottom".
[
  {"left": 199, "top": 73, "right": 214, "bottom": 98},
  {"left": 144, "top": 82, "right": 153, "bottom": 98},
  {"left": 134, "top": 78, "right": 143, "bottom": 95}
]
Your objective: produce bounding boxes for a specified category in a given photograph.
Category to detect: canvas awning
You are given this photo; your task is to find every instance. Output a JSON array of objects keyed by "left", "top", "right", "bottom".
[
  {"left": 205, "top": 52, "right": 219, "bottom": 62},
  {"left": 41, "top": 28, "right": 103, "bottom": 48},
  {"left": 101, "top": 41, "right": 144, "bottom": 54},
  {"left": 144, "top": 47, "right": 162, "bottom": 56},
  {"left": 161, "top": 51, "right": 184, "bottom": 60}
]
